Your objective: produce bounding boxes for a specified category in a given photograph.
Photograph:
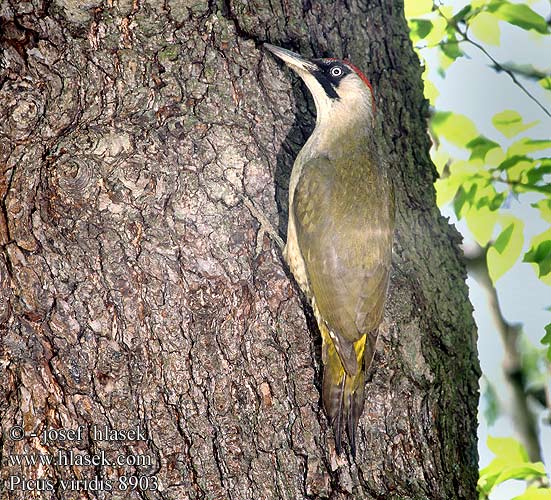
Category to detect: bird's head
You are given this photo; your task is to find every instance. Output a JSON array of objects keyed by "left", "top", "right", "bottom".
[{"left": 265, "top": 43, "right": 375, "bottom": 128}]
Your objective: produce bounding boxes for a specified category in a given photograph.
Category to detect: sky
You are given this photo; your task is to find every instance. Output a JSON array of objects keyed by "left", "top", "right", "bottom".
[{"left": 417, "top": 0, "right": 551, "bottom": 497}]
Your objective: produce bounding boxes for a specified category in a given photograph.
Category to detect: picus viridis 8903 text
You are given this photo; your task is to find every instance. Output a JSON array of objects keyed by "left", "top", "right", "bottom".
[{"left": 265, "top": 44, "right": 395, "bottom": 455}]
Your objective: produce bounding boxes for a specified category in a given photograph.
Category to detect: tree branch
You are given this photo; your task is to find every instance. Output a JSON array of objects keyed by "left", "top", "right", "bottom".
[
  {"left": 465, "top": 246, "right": 545, "bottom": 464},
  {"left": 435, "top": 7, "right": 551, "bottom": 119},
  {"left": 460, "top": 31, "right": 551, "bottom": 119}
]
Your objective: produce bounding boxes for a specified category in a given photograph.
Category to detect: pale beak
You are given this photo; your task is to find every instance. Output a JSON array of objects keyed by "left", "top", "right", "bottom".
[{"left": 264, "top": 43, "right": 317, "bottom": 75}]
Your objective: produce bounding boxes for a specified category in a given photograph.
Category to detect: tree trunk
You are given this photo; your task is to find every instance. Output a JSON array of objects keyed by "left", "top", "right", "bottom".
[{"left": 0, "top": 0, "right": 480, "bottom": 499}]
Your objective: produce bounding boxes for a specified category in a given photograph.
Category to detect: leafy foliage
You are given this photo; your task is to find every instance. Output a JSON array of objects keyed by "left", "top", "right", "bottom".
[
  {"left": 512, "top": 487, "right": 551, "bottom": 500},
  {"left": 487, "top": 217, "right": 524, "bottom": 283},
  {"left": 478, "top": 437, "right": 548, "bottom": 498},
  {"left": 492, "top": 110, "right": 538, "bottom": 138},
  {"left": 404, "top": 0, "right": 551, "bottom": 492},
  {"left": 485, "top": 2, "right": 548, "bottom": 34},
  {"left": 542, "top": 324, "right": 551, "bottom": 362},
  {"left": 406, "top": 0, "right": 551, "bottom": 358}
]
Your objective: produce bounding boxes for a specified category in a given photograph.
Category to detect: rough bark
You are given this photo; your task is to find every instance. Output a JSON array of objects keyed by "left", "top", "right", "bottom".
[{"left": 0, "top": 0, "right": 480, "bottom": 499}]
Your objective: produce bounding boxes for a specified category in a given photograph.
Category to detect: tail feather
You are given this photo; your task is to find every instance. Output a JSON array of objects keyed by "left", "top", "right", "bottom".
[
  {"left": 334, "top": 376, "right": 346, "bottom": 454},
  {"left": 321, "top": 325, "right": 377, "bottom": 455},
  {"left": 346, "top": 369, "right": 365, "bottom": 456}
]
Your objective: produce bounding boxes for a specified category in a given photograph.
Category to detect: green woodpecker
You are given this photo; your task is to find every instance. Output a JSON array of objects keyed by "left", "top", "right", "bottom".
[{"left": 265, "top": 44, "right": 395, "bottom": 455}]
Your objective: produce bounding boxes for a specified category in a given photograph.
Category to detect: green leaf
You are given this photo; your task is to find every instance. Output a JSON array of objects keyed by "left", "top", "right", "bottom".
[
  {"left": 539, "top": 77, "right": 551, "bottom": 91},
  {"left": 531, "top": 199, "right": 551, "bottom": 223},
  {"left": 474, "top": 191, "right": 506, "bottom": 211},
  {"left": 488, "top": 1, "right": 549, "bottom": 34},
  {"left": 431, "top": 148, "right": 450, "bottom": 175},
  {"left": 435, "top": 177, "right": 459, "bottom": 207},
  {"left": 423, "top": 76, "right": 440, "bottom": 105},
  {"left": 488, "top": 192, "right": 506, "bottom": 210},
  {"left": 409, "top": 19, "right": 433, "bottom": 42},
  {"left": 493, "top": 223, "right": 514, "bottom": 253},
  {"left": 487, "top": 217, "right": 524, "bottom": 283},
  {"left": 508, "top": 138, "right": 551, "bottom": 157},
  {"left": 525, "top": 230, "right": 551, "bottom": 285},
  {"left": 453, "top": 4, "right": 473, "bottom": 23},
  {"left": 469, "top": 11, "right": 501, "bottom": 45},
  {"left": 437, "top": 38, "right": 465, "bottom": 74},
  {"left": 512, "top": 486, "right": 551, "bottom": 500},
  {"left": 506, "top": 158, "right": 534, "bottom": 183},
  {"left": 497, "top": 155, "right": 532, "bottom": 171},
  {"left": 440, "top": 39, "right": 464, "bottom": 61},
  {"left": 432, "top": 112, "right": 479, "bottom": 147},
  {"left": 439, "top": 5, "right": 453, "bottom": 19},
  {"left": 492, "top": 110, "right": 539, "bottom": 138},
  {"left": 462, "top": 177, "right": 503, "bottom": 244},
  {"left": 497, "top": 155, "right": 547, "bottom": 190},
  {"left": 497, "top": 63, "right": 548, "bottom": 81},
  {"left": 486, "top": 147, "right": 506, "bottom": 166},
  {"left": 529, "top": 184, "right": 551, "bottom": 195},
  {"left": 454, "top": 183, "right": 478, "bottom": 218},
  {"left": 466, "top": 206, "right": 498, "bottom": 246},
  {"left": 523, "top": 240, "right": 551, "bottom": 277},
  {"left": 526, "top": 163, "right": 551, "bottom": 187},
  {"left": 488, "top": 436, "right": 529, "bottom": 462},
  {"left": 404, "top": 0, "right": 433, "bottom": 19},
  {"left": 434, "top": 158, "right": 483, "bottom": 207},
  {"left": 425, "top": 16, "right": 448, "bottom": 46},
  {"left": 478, "top": 436, "right": 547, "bottom": 495},
  {"left": 467, "top": 135, "right": 501, "bottom": 161},
  {"left": 542, "top": 324, "right": 551, "bottom": 362}
]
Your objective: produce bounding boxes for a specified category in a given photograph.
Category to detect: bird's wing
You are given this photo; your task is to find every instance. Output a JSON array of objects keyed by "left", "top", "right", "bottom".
[{"left": 293, "top": 155, "right": 394, "bottom": 375}]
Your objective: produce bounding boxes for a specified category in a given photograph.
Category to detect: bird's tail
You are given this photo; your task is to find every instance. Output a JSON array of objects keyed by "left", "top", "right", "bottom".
[{"left": 321, "top": 326, "right": 377, "bottom": 456}]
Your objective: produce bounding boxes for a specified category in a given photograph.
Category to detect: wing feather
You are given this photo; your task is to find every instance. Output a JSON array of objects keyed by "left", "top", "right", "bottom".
[{"left": 292, "top": 154, "right": 394, "bottom": 374}]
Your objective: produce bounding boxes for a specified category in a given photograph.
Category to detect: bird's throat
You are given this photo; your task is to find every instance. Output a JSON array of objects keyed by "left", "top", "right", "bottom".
[{"left": 309, "top": 112, "right": 373, "bottom": 161}]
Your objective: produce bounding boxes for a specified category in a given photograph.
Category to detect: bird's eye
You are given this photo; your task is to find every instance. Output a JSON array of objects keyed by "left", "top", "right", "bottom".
[{"left": 330, "top": 66, "right": 343, "bottom": 77}]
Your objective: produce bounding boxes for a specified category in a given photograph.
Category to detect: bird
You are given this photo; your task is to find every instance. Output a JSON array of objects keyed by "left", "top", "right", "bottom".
[{"left": 265, "top": 43, "right": 395, "bottom": 455}]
